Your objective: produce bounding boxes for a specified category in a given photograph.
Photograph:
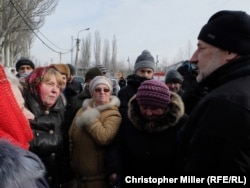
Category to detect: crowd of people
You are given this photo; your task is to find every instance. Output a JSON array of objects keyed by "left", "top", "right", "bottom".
[{"left": 1, "top": 9, "right": 250, "bottom": 188}]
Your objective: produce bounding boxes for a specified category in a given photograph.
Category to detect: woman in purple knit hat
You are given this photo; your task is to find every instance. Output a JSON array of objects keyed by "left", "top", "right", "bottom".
[{"left": 105, "top": 79, "right": 188, "bottom": 187}]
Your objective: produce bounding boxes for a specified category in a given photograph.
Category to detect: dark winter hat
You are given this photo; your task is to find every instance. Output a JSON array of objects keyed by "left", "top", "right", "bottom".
[
  {"left": 198, "top": 10, "right": 250, "bottom": 55},
  {"left": 96, "top": 64, "right": 107, "bottom": 74},
  {"left": 15, "top": 57, "right": 35, "bottom": 71},
  {"left": 134, "top": 50, "right": 155, "bottom": 73},
  {"left": 67, "top": 64, "right": 76, "bottom": 75},
  {"left": 165, "top": 70, "right": 183, "bottom": 84},
  {"left": 136, "top": 79, "right": 171, "bottom": 109},
  {"left": 85, "top": 67, "right": 103, "bottom": 82}
]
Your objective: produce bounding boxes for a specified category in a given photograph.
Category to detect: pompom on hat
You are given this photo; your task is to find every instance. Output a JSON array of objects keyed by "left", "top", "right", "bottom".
[
  {"left": 89, "top": 76, "right": 113, "bottom": 96},
  {"left": 0, "top": 65, "right": 33, "bottom": 150},
  {"left": 136, "top": 79, "right": 171, "bottom": 109},
  {"left": 134, "top": 50, "right": 155, "bottom": 73},
  {"left": 198, "top": 10, "right": 250, "bottom": 55}
]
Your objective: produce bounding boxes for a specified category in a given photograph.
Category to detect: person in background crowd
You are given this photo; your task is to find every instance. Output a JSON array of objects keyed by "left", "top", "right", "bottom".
[
  {"left": 69, "top": 76, "right": 121, "bottom": 188},
  {"left": 51, "top": 63, "right": 71, "bottom": 106},
  {"left": 164, "top": 69, "right": 184, "bottom": 96},
  {"left": 0, "top": 64, "right": 49, "bottom": 188},
  {"left": 177, "top": 61, "right": 207, "bottom": 115},
  {"left": 23, "top": 66, "right": 69, "bottom": 187},
  {"left": 69, "top": 66, "right": 103, "bottom": 123},
  {"left": 15, "top": 57, "right": 35, "bottom": 78},
  {"left": 118, "top": 76, "right": 126, "bottom": 88},
  {"left": 178, "top": 10, "right": 250, "bottom": 172},
  {"left": 96, "top": 64, "right": 107, "bottom": 75},
  {"left": 118, "top": 50, "right": 155, "bottom": 119},
  {"left": 106, "top": 80, "right": 188, "bottom": 187}
]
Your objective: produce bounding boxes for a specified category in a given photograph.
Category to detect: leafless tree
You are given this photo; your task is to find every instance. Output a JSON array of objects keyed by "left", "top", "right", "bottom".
[
  {"left": 93, "top": 30, "right": 101, "bottom": 65},
  {"left": 102, "top": 38, "right": 110, "bottom": 72},
  {"left": 0, "top": 0, "right": 58, "bottom": 67},
  {"left": 110, "top": 35, "right": 117, "bottom": 76},
  {"left": 79, "top": 33, "right": 91, "bottom": 75}
]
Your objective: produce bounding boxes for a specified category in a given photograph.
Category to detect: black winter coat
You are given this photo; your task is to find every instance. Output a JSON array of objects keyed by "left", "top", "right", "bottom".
[
  {"left": 106, "top": 92, "right": 188, "bottom": 178},
  {"left": 179, "top": 56, "right": 250, "bottom": 172},
  {"left": 24, "top": 90, "right": 67, "bottom": 187},
  {"left": 118, "top": 74, "right": 149, "bottom": 119}
]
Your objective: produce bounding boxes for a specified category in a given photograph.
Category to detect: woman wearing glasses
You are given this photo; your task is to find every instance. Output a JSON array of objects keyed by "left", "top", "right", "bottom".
[{"left": 69, "top": 76, "right": 121, "bottom": 188}]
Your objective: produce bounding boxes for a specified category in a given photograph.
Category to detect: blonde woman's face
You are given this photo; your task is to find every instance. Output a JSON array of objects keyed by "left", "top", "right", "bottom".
[{"left": 40, "top": 75, "right": 61, "bottom": 109}]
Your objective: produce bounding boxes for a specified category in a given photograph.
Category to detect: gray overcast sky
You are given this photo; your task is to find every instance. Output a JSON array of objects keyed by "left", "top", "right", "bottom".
[{"left": 30, "top": 0, "right": 250, "bottom": 67}]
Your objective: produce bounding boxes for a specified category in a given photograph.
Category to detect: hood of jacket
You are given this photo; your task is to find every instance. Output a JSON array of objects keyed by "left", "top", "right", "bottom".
[
  {"left": 128, "top": 92, "right": 185, "bottom": 133},
  {"left": 0, "top": 139, "right": 46, "bottom": 188}
]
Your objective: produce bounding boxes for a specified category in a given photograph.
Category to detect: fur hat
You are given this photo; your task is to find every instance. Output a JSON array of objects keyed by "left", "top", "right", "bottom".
[
  {"left": 136, "top": 79, "right": 171, "bottom": 109},
  {"left": 0, "top": 65, "right": 33, "bottom": 150},
  {"left": 89, "top": 76, "right": 113, "bottom": 96},
  {"left": 51, "top": 63, "right": 70, "bottom": 79},
  {"left": 134, "top": 50, "right": 155, "bottom": 73},
  {"left": 198, "top": 10, "right": 250, "bottom": 55},
  {"left": 15, "top": 57, "right": 35, "bottom": 71},
  {"left": 165, "top": 70, "right": 183, "bottom": 84},
  {"left": 85, "top": 67, "right": 103, "bottom": 82}
]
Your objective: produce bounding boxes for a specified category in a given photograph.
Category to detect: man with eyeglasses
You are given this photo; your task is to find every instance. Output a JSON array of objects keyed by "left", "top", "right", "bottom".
[{"left": 15, "top": 57, "right": 35, "bottom": 78}]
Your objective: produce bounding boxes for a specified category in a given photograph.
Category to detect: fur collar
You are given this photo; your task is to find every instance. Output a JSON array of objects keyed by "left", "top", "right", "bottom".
[
  {"left": 128, "top": 92, "right": 184, "bottom": 133},
  {"left": 76, "top": 95, "right": 120, "bottom": 128},
  {"left": 82, "top": 95, "right": 120, "bottom": 111}
]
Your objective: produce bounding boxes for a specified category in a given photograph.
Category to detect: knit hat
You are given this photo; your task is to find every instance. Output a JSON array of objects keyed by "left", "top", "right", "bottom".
[
  {"left": 165, "top": 70, "right": 183, "bottom": 84},
  {"left": 85, "top": 67, "right": 103, "bottom": 82},
  {"left": 198, "top": 10, "right": 250, "bottom": 55},
  {"left": 136, "top": 79, "right": 171, "bottom": 109},
  {"left": 134, "top": 50, "right": 155, "bottom": 73},
  {"left": 0, "top": 65, "right": 33, "bottom": 150},
  {"left": 51, "top": 63, "right": 70, "bottom": 79},
  {"left": 67, "top": 64, "right": 76, "bottom": 75},
  {"left": 89, "top": 76, "right": 113, "bottom": 96},
  {"left": 15, "top": 57, "right": 35, "bottom": 71}
]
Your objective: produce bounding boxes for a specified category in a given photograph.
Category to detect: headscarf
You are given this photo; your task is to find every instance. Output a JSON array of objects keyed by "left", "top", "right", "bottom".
[{"left": 0, "top": 65, "right": 33, "bottom": 150}]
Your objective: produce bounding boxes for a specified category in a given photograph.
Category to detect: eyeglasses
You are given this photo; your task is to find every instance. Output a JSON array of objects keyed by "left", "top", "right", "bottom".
[{"left": 94, "top": 88, "right": 110, "bottom": 93}]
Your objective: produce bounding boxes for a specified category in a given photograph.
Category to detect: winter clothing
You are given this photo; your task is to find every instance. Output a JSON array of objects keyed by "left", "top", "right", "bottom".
[
  {"left": 118, "top": 74, "right": 150, "bottom": 119},
  {"left": 0, "top": 65, "right": 33, "bottom": 150},
  {"left": 134, "top": 50, "right": 155, "bottom": 73},
  {"left": 106, "top": 91, "right": 188, "bottom": 185},
  {"left": 15, "top": 57, "right": 35, "bottom": 72},
  {"left": 179, "top": 55, "right": 250, "bottom": 172},
  {"left": 85, "top": 67, "right": 103, "bottom": 82},
  {"left": 89, "top": 76, "right": 113, "bottom": 96},
  {"left": 198, "top": 10, "right": 250, "bottom": 55},
  {"left": 24, "top": 67, "right": 70, "bottom": 187},
  {"left": 165, "top": 69, "right": 183, "bottom": 84},
  {"left": 69, "top": 96, "right": 121, "bottom": 188},
  {"left": 0, "top": 139, "right": 49, "bottom": 188},
  {"left": 67, "top": 64, "right": 76, "bottom": 75},
  {"left": 136, "top": 79, "right": 171, "bottom": 109}
]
